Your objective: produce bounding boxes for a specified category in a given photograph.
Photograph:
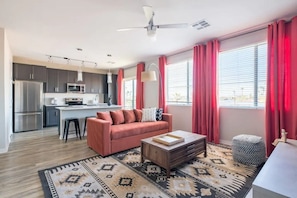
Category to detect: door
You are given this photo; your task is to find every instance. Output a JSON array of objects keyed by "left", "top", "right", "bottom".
[
  {"left": 14, "top": 81, "right": 42, "bottom": 113},
  {"left": 14, "top": 112, "right": 43, "bottom": 132}
]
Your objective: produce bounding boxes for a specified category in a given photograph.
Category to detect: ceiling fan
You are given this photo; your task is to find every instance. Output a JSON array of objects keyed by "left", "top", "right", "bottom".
[{"left": 117, "top": 5, "right": 189, "bottom": 38}]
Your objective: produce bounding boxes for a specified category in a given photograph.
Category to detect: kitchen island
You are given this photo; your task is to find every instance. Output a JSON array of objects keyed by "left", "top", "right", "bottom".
[{"left": 56, "top": 104, "right": 121, "bottom": 139}]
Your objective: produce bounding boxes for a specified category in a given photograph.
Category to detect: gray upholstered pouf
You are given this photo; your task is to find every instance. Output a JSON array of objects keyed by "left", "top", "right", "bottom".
[{"left": 232, "top": 134, "right": 266, "bottom": 166}]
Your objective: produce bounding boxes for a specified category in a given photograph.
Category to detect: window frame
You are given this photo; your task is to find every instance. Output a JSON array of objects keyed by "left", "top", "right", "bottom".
[
  {"left": 123, "top": 77, "right": 136, "bottom": 109},
  {"left": 165, "top": 60, "right": 193, "bottom": 105},
  {"left": 218, "top": 42, "right": 267, "bottom": 109}
]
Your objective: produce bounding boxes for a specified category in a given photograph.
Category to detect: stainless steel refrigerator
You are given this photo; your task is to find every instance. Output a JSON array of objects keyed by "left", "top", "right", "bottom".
[{"left": 14, "top": 81, "right": 43, "bottom": 132}]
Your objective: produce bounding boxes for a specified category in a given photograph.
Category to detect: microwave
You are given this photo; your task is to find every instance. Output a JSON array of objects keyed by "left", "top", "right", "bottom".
[{"left": 67, "top": 83, "right": 85, "bottom": 93}]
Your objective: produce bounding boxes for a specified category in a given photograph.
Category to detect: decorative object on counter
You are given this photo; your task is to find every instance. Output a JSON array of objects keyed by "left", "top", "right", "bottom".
[
  {"left": 51, "top": 98, "right": 57, "bottom": 105},
  {"left": 272, "top": 128, "right": 288, "bottom": 146},
  {"left": 107, "top": 95, "right": 112, "bottom": 106}
]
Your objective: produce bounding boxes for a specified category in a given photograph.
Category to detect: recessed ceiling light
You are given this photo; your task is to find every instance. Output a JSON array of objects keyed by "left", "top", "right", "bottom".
[
  {"left": 76, "top": 48, "right": 83, "bottom": 51},
  {"left": 107, "top": 54, "right": 112, "bottom": 57}
]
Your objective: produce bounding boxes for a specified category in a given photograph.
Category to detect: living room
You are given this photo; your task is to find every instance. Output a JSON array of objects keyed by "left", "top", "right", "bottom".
[{"left": 1, "top": 0, "right": 297, "bottom": 197}]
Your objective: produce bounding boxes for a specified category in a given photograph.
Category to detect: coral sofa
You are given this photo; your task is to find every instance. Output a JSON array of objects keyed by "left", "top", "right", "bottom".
[{"left": 87, "top": 109, "right": 172, "bottom": 156}]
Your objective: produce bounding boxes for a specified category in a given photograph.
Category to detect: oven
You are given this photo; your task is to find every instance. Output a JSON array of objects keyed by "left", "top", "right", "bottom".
[{"left": 65, "top": 98, "right": 84, "bottom": 106}]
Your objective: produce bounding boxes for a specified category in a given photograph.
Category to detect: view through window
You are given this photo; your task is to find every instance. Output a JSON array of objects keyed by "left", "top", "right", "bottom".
[
  {"left": 123, "top": 78, "right": 136, "bottom": 109},
  {"left": 166, "top": 60, "right": 193, "bottom": 104},
  {"left": 218, "top": 43, "right": 267, "bottom": 107}
]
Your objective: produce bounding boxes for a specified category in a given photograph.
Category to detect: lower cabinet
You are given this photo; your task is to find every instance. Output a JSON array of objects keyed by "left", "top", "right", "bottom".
[{"left": 44, "top": 105, "right": 65, "bottom": 127}]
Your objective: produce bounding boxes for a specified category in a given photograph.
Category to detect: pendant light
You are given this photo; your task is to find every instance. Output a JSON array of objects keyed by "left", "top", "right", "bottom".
[
  {"left": 77, "top": 61, "right": 83, "bottom": 82},
  {"left": 107, "top": 69, "right": 112, "bottom": 84}
]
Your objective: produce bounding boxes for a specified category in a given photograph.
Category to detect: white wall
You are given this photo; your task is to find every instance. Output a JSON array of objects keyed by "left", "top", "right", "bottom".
[
  {"left": 0, "top": 28, "right": 13, "bottom": 153},
  {"left": 44, "top": 93, "right": 104, "bottom": 105},
  {"left": 143, "top": 58, "right": 159, "bottom": 108},
  {"left": 165, "top": 105, "right": 265, "bottom": 145}
]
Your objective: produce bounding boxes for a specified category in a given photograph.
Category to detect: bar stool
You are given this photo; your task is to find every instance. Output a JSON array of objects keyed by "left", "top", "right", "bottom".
[
  {"left": 63, "top": 118, "right": 81, "bottom": 142},
  {"left": 83, "top": 116, "right": 96, "bottom": 137}
]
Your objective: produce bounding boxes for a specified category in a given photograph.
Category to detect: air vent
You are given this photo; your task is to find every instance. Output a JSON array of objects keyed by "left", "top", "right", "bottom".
[{"left": 192, "top": 19, "right": 210, "bottom": 30}]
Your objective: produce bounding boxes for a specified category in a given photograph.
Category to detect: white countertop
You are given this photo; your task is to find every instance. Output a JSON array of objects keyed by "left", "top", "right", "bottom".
[
  {"left": 55, "top": 104, "right": 122, "bottom": 111},
  {"left": 252, "top": 139, "right": 297, "bottom": 197}
]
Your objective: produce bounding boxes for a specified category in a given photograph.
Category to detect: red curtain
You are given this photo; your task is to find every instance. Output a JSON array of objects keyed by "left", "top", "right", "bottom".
[
  {"left": 192, "top": 40, "right": 219, "bottom": 143},
  {"left": 266, "top": 16, "right": 297, "bottom": 156},
  {"left": 136, "top": 62, "right": 145, "bottom": 109},
  {"left": 159, "top": 56, "right": 167, "bottom": 112},
  {"left": 117, "top": 68, "right": 124, "bottom": 105}
]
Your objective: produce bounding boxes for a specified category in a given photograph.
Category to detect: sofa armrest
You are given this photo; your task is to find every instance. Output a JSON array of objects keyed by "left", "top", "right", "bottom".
[
  {"left": 87, "top": 118, "right": 112, "bottom": 156},
  {"left": 162, "top": 113, "right": 172, "bottom": 132}
]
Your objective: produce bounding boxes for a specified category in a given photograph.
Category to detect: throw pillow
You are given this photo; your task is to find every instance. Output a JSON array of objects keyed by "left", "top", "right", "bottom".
[
  {"left": 134, "top": 109, "right": 142, "bottom": 122},
  {"left": 123, "top": 109, "right": 136, "bottom": 123},
  {"left": 96, "top": 112, "right": 113, "bottom": 124},
  {"left": 141, "top": 107, "right": 156, "bottom": 122},
  {"left": 156, "top": 108, "right": 163, "bottom": 121},
  {"left": 110, "top": 110, "right": 125, "bottom": 125}
]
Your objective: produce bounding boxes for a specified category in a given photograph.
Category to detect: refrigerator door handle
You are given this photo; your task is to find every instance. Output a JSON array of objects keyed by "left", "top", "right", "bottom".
[{"left": 16, "top": 112, "right": 42, "bottom": 116}]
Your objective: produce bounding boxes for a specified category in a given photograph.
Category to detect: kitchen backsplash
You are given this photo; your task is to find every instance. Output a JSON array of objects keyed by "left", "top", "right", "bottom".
[{"left": 44, "top": 93, "right": 105, "bottom": 105}]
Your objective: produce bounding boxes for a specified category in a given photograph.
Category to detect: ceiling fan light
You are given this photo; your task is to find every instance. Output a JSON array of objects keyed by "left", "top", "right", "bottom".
[{"left": 147, "top": 30, "right": 156, "bottom": 40}]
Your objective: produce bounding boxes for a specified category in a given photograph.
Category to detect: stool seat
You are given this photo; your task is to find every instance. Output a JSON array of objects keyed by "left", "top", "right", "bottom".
[
  {"left": 63, "top": 118, "right": 81, "bottom": 142},
  {"left": 232, "top": 134, "right": 266, "bottom": 166},
  {"left": 83, "top": 116, "right": 96, "bottom": 137}
]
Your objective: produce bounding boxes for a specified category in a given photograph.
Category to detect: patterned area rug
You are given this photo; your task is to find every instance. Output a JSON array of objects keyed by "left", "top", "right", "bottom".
[{"left": 38, "top": 144, "right": 262, "bottom": 198}]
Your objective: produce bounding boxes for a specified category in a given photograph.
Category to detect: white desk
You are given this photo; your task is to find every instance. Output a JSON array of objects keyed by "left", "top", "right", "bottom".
[
  {"left": 252, "top": 139, "right": 297, "bottom": 198},
  {"left": 56, "top": 104, "right": 121, "bottom": 139}
]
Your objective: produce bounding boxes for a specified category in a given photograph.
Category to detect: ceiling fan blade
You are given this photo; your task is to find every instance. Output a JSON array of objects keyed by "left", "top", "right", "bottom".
[
  {"left": 156, "top": 23, "right": 189, "bottom": 29},
  {"left": 117, "top": 27, "right": 146, "bottom": 31},
  {"left": 143, "top": 5, "right": 154, "bottom": 23}
]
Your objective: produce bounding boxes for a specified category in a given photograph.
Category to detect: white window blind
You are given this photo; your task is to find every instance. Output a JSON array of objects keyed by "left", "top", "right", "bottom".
[
  {"left": 166, "top": 60, "right": 193, "bottom": 104},
  {"left": 218, "top": 43, "right": 267, "bottom": 107}
]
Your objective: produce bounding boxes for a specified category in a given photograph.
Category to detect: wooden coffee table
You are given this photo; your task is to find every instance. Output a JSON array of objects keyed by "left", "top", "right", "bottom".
[{"left": 141, "top": 130, "right": 207, "bottom": 177}]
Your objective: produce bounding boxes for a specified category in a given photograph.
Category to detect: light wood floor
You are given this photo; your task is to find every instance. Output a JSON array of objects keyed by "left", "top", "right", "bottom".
[{"left": 0, "top": 127, "right": 97, "bottom": 198}]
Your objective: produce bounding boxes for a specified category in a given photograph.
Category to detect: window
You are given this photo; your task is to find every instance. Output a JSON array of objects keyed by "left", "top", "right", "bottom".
[
  {"left": 123, "top": 78, "right": 136, "bottom": 109},
  {"left": 166, "top": 60, "right": 193, "bottom": 104},
  {"left": 218, "top": 43, "right": 267, "bottom": 107}
]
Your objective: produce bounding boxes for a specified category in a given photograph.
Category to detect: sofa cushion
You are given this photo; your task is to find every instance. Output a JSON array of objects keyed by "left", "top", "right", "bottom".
[
  {"left": 110, "top": 110, "right": 125, "bottom": 125},
  {"left": 141, "top": 107, "right": 156, "bottom": 122},
  {"left": 111, "top": 121, "right": 169, "bottom": 140},
  {"left": 97, "top": 112, "right": 113, "bottom": 124},
  {"left": 134, "top": 109, "right": 142, "bottom": 122},
  {"left": 123, "top": 110, "right": 136, "bottom": 123},
  {"left": 156, "top": 108, "right": 163, "bottom": 121}
]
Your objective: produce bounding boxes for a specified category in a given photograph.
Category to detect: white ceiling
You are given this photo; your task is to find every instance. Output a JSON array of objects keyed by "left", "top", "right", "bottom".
[{"left": 0, "top": 0, "right": 297, "bottom": 70}]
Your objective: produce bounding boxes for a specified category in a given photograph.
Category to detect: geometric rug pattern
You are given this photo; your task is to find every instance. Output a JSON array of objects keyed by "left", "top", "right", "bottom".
[{"left": 38, "top": 143, "right": 263, "bottom": 198}]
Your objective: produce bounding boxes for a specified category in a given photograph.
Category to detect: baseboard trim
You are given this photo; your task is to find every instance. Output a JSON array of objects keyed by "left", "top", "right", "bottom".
[
  {"left": 220, "top": 139, "right": 232, "bottom": 146},
  {"left": 0, "top": 146, "right": 8, "bottom": 153}
]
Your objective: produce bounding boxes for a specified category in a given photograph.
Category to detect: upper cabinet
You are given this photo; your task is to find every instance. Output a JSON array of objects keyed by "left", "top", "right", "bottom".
[
  {"left": 46, "top": 69, "right": 68, "bottom": 93},
  {"left": 13, "top": 62, "right": 110, "bottom": 95},
  {"left": 84, "top": 72, "right": 107, "bottom": 94},
  {"left": 13, "top": 63, "right": 47, "bottom": 82}
]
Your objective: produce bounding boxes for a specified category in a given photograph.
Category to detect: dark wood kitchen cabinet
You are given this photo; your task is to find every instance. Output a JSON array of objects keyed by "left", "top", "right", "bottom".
[
  {"left": 46, "top": 69, "right": 68, "bottom": 93},
  {"left": 13, "top": 63, "right": 47, "bottom": 82},
  {"left": 67, "top": 70, "right": 77, "bottom": 83},
  {"left": 84, "top": 72, "right": 107, "bottom": 94},
  {"left": 44, "top": 105, "right": 66, "bottom": 127}
]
